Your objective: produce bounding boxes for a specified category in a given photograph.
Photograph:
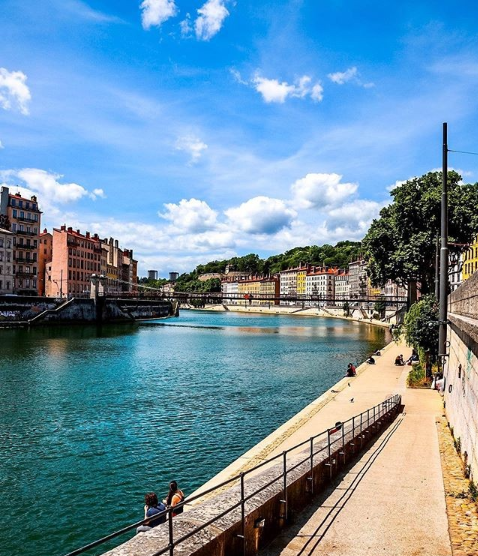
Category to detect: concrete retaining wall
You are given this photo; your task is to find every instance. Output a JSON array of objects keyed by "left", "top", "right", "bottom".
[
  {"left": 445, "top": 271, "right": 478, "bottom": 481},
  {"left": 102, "top": 402, "right": 401, "bottom": 556}
]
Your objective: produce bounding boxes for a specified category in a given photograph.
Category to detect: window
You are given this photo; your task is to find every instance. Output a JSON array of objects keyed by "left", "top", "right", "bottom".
[
  {"left": 20, "top": 211, "right": 24, "bottom": 219},
  {"left": 12, "top": 223, "right": 17, "bottom": 232},
  {"left": 6, "top": 281, "right": 10, "bottom": 290}
]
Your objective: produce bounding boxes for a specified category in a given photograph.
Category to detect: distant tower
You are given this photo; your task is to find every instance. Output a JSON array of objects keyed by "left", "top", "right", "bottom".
[
  {"left": 148, "top": 270, "right": 158, "bottom": 281},
  {"left": 169, "top": 272, "right": 179, "bottom": 282}
]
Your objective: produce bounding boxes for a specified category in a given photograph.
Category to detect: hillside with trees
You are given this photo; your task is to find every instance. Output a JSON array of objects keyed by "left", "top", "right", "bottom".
[{"left": 160, "top": 241, "right": 362, "bottom": 292}]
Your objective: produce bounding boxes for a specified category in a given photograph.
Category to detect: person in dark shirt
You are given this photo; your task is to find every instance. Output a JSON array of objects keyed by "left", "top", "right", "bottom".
[
  {"left": 346, "top": 363, "right": 356, "bottom": 377},
  {"left": 136, "top": 492, "right": 167, "bottom": 533}
]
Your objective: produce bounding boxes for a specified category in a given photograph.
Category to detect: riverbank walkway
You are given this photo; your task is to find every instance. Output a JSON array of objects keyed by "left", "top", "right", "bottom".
[
  {"left": 258, "top": 344, "right": 451, "bottom": 556},
  {"left": 191, "top": 340, "right": 452, "bottom": 555}
]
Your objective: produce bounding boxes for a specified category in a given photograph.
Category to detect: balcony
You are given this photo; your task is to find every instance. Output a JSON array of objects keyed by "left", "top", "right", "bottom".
[
  {"left": 16, "top": 215, "right": 39, "bottom": 223},
  {"left": 16, "top": 243, "right": 37, "bottom": 250},
  {"left": 67, "top": 239, "right": 80, "bottom": 247},
  {"left": 16, "top": 230, "right": 37, "bottom": 236},
  {"left": 15, "top": 270, "right": 37, "bottom": 277},
  {"left": 15, "top": 257, "right": 36, "bottom": 263}
]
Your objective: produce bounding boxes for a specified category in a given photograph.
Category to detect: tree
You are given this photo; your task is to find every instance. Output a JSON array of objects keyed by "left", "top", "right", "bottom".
[
  {"left": 404, "top": 295, "right": 439, "bottom": 354},
  {"left": 363, "top": 171, "right": 478, "bottom": 293}
]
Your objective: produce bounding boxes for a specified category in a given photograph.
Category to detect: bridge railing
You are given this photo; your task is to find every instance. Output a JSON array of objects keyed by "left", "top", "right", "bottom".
[{"left": 64, "top": 394, "right": 402, "bottom": 556}]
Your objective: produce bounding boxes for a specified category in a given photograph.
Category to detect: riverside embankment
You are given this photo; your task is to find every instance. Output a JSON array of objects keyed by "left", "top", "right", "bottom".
[
  {"left": 102, "top": 338, "right": 452, "bottom": 556},
  {"left": 186, "top": 304, "right": 392, "bottom": 328}
]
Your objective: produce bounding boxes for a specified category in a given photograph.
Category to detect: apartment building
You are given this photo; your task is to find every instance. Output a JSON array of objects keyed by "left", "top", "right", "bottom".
[
  {"left": 102, "top": 237, "right": 123, "bottom": 294},
  {"left": 222, "top": 279, "right": 239, "bottom": 303},
  {"left": 348, "top": 259, "right": 368, "bottom": 300},
  {"left": 335, "top": 272, "right": 350, "bottom": 304},
  {"left": 280, "top": 265, "right": 309, "bottom": 301},
  {"left": 0, "top": 187, "right": 42, "bottom": 295},
  {"left": 122, "top": 249, "right": 137, "bottom": 293},
  {"left": 305, "top": 267, "right": 337, "bottom": 302},
  {"left": 38, "top": 230, "right": 52, "bottom": 296},
  {"left": 46, "top": 226, "right": 104, "bottom": 298},
  {"left": 462, "top": 236, "right": 478, "bottom": 281},
  {"left": 0, "top": 228, "right": 14, "bottom": 294}
]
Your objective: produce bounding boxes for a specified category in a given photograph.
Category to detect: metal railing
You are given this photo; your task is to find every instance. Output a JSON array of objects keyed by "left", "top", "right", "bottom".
[{"left": 64, "top": 394, "right": 401, "bottom": 556}]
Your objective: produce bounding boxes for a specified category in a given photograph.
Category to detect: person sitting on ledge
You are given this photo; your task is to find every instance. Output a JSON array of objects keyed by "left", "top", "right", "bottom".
[
  {"left": 346, "top": 363, "right": 357, "bottom": 377},
  {"left": 136, "top": 492, "right": 167, "bottom": 534},
  {"left": 367, "top": 355, "right": 376, "bottom": 364},
  {"left": 395, "top": 354, "right": 405, "bottom": 366},
  {"left": 374, "top": 350, "right": 381, "bottom": 356},
  {"left": 165, "top": 480, "right": 185, "bottom": 516}
]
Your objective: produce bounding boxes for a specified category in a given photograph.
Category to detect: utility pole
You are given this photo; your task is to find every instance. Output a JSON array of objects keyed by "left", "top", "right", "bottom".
[
  {"left": 435, "top": 236, "right": 440, "bottom": 299},
  {"left": 438, "top": 122, "right": 448, "bottom": 360}
]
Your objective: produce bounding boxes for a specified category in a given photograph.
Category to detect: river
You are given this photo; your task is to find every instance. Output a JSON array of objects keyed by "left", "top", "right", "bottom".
[{"left": 0, "top": 310, "right": 388, "bottom": 556}]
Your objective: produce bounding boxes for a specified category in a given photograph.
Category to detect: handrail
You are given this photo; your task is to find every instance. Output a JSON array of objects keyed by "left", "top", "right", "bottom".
[{"left": 64, "top": 394, "right": 401, "bottom": 556}]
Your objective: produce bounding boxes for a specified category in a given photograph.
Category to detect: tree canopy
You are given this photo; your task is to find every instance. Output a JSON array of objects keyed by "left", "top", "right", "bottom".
[
  {"left": 363, "top": 171, "right": 478, "bottom": 293},
  {"left": 141, "top": 241, "right": 362, "bottom": 292}
]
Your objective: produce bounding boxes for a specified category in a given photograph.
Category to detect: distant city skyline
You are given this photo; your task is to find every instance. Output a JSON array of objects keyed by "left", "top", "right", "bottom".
[{"left": 1, "top": 0, "right": 478, "bottom": 275}]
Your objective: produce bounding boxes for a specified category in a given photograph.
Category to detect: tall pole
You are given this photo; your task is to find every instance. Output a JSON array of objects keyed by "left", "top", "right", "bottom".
[
  {"left": 435, "top": 236, "right": 440, "bottom": 299},
  {"left": 60, "top": 268, "right": 63, "bottom": 299},
  {"left": 438, "top": 123, "right": 448, "bottom": 359}
]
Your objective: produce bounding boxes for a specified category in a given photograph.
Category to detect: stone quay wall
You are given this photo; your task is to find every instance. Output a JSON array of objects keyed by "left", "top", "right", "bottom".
[
  {"left": 445, "top": 270, "right": 478, "bottom": 481},
  {"left": 103, "top": 401, "right": 402, "bottom": 556}
]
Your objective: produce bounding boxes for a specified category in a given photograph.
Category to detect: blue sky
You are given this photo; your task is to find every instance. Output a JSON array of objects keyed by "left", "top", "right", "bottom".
[{"left": 1, "top": 0, "right": 478, "bottom": 275}]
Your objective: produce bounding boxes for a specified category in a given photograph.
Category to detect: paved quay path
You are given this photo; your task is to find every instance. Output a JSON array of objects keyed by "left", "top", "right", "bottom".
[
  {"left": 261, "top": 381, "right": 451, "bottom": 556},
  {"left": 192, "top": 341, "right": 410, "bottom": 500}
]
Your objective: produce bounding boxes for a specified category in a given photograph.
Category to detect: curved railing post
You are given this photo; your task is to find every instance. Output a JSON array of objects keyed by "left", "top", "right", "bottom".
[{"left": 168, "top": 508, "right": 174, "bottom": 556}]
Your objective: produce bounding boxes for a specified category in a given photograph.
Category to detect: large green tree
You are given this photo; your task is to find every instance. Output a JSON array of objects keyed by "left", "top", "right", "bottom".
[{"left": 363, "top": 171, "right": 478, "bottom": 293}]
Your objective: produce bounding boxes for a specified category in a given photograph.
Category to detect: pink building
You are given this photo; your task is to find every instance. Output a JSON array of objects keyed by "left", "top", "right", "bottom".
[{"left": 46, "top": 226, "right": 103, "bottom": 298}]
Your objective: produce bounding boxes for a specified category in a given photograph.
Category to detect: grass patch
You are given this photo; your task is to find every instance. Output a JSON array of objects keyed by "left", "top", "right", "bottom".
[{"left": 407, "top": 363, "right": 432, "bottom": 388}]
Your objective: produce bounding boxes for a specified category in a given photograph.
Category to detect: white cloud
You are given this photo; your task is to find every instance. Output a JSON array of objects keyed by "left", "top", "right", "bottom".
[
  {"left": 0, "top": 140, "right": 3, "bottom": 149},
  {"left": 325, "top": 200, "right": 382, "bottom": 237},
  {"left": 175, "top": 135, "right": 208, "bottom": 163},
  {"left": 90, "top": 188, "right": 106, "bottom": 200},
  {"left": 311, "top": 83, "right": 324, "bottom": 102},
  {"left": 195, "top": 0, "right": 229, "bottom": 41},
  {"left": 180, "top": 13, "right": 193, "bottom": 37},
  {"left": 291, "top": 173, "right": 358, "bottom": 209},
  {"left": 60, "top": 0, "right": 122, "bottom": 23},
  {"left": 0, "top": 68, "right": 31, "bottom": 115},
  {"left": 0, "top": 168, "right": 105, "bottom": 224},
  {"left": 328, "top": 66, "right": 374, "bottom": 88},
  {"left": 225, "top": 196, "right": 297, "bottom": 234},
  {"left": 159, "top": 198, "right": 218, "bottom": 233},
  {"left": 140, "top": 0, "right": 178, "bottom": 30},
  {"left": 251, "top": 74, "right": 323, "bottom": 104},
  {"left": 328, "top": 67, "right": 358, "bottom": 85}
]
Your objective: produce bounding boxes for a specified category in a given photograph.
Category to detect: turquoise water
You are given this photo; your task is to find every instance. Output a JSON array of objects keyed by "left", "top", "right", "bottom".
[{"left": 0, "top": 310, "right": 387, "bottom": 556}]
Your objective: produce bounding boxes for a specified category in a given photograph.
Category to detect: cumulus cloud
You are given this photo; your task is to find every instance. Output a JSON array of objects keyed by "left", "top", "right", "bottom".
[
  {"left": 0, "top": 168, "right": 105, "bottom": 216},
  {"left": 0, "top": 140, "right": 4, "bottom": 149},
  {"left": 328, "top": 66, "right": 374, "bottom": 88},
  {"left": 180, "top": 13, "right": 193, "bottom": 37},
  {"left": 140, "top": 0, "right": 178, "bottom": 29},
  {"left": 225, "top": 196, "right": 297, "bottom": 234},
  {"left": 291, "top": 173, "right": 358, "bottom": 209},
  {"left": 195, "top": 0, "right": 229, "bottom": 41},
  {"left": 175, "top": 135, "right": 208, "bottom": 163},
  {"left": 159, "top": 198, "right": 218, "bottom": 233},
  {"left": 324, "top": 200, "right": 382, "bottom": 237},
  {"left": 328, "top": 67, "right": 358, "bottom": 85},
  {"left": 0, "top": 68, "right": 31, "bottom": 115},
  {"left": 251, "top": 74, "right": 323, "bottom": 104}
]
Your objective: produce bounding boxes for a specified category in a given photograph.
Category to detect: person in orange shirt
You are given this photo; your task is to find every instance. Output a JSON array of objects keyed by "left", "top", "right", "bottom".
[{"left": 165, "top": 480, "right": 185, "bottom": 516}]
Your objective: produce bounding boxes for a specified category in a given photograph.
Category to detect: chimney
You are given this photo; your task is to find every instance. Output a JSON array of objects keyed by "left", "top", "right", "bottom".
[
  {"left": 67, "top": 226, "right": 72, "bottom": 232},
  {"left": 86, "top": 231, "right": 90, "bottom": 238},
  {"left": 77, "top": 229, "right": 80, "bottom": 235},
  {"left": 61, "top": 225, "right": 66, "bottom": 231}
]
